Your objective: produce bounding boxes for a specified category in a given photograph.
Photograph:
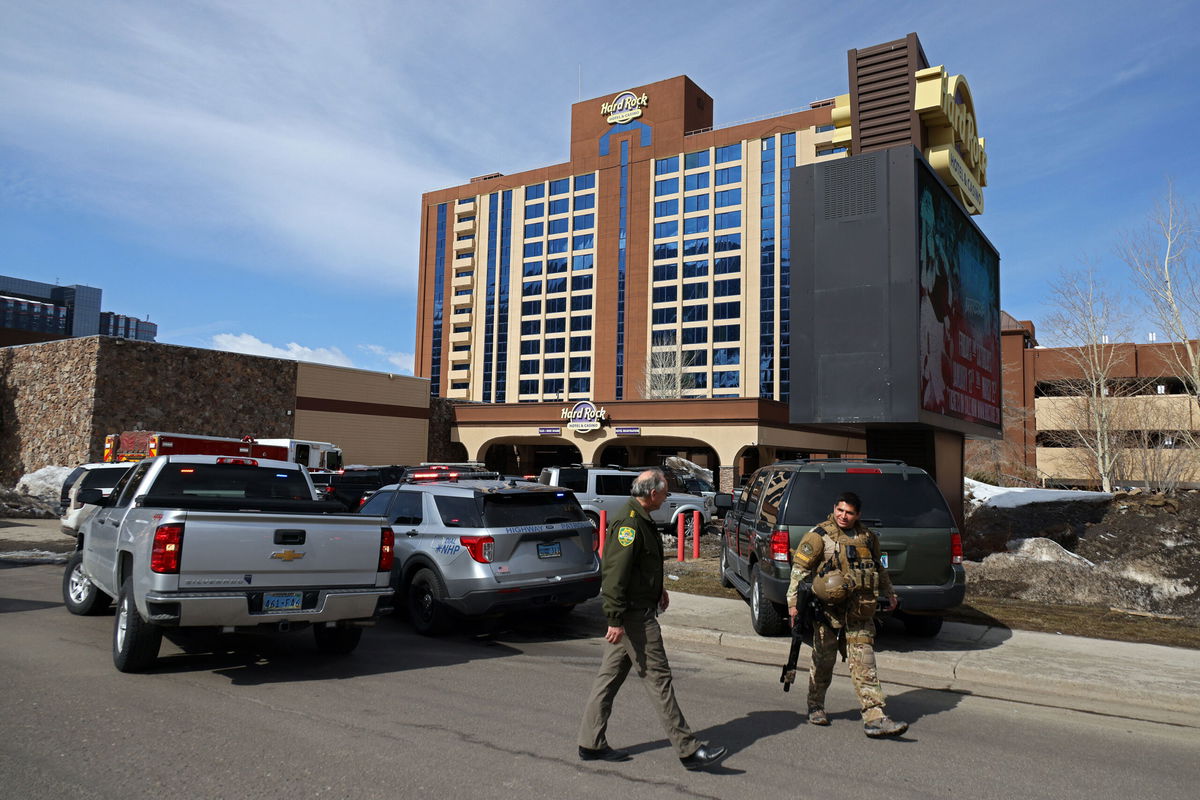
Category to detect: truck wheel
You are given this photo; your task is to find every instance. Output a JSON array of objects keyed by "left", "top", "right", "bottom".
[
  {"left": 62, "top": 551, "right": 109, "bottom": 616},
  {"left": 750, "top": 564, "right": 786, "bottom": 636},
  {"left": 902, "top": 613, "right": 944, "bottom": 638},
  {"left": 112, "top": 578, "right": 162, "bottom": 672},
  {"left": 313, "top": 623, "right": 363, "bottom": 655},
  {"left": 407, "top": 568, "right": 451, "bottom": 636},
  {"left": 718, "top": 544, "right": 733, "bottom": 589}
]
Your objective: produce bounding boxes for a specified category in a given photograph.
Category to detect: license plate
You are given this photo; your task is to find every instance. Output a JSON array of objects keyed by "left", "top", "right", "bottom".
[
  {"left": 880, "top": 553, "right": 889, "bottom": 568},
  {"left": 262, "top": 591, "right": 303, "bottom": 612},
  {"left": 537, "top": 542, "right": 562, "bottom": 559}
]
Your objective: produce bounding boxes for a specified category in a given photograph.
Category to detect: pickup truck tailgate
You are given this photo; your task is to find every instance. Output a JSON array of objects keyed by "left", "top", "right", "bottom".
[{"left": 175, "top": 511, "right": 387, "bottom": 589}]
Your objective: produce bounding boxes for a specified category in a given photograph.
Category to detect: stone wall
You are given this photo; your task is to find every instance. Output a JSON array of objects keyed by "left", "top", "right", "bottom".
[
  {"left": 0, "top": 338, "right": 99, "bottom": 481},
  {"left": 427, "top": 396, "right": 468, "bottom": 462}
]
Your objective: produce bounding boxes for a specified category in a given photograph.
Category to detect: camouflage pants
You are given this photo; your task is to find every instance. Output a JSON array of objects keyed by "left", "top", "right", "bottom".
[{"left": 807, "top": 620, "right": 887, "bottom": 723}]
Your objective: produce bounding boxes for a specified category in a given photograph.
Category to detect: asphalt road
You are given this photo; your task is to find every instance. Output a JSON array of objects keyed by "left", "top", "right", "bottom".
[{"left": 2, "top": 561, "right": 1198, "bottom": 800}]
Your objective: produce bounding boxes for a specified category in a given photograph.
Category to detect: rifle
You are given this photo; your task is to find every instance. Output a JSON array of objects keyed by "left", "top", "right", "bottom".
[{"left": 780, "top": 588, "right": 815, "bottom": 692}]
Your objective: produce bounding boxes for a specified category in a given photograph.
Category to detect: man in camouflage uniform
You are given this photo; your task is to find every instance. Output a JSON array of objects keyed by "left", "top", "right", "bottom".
[
  {"left": 786, "top": 491, "right": 908, "bottom": 738},
  {"left": 577, "top": 468, "right": 728, "bottom": 770}
]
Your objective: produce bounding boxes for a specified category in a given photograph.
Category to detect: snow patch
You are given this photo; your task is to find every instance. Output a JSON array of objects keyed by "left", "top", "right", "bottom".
[
  {"left": 16, "top": 466, "right": 73, "bottom": 499},
  {"left": 965, "top": 478, "right": 1111, "bottom": 509},
  {"left": 0, "top": 549, "right": 68, "bottom": 564}
]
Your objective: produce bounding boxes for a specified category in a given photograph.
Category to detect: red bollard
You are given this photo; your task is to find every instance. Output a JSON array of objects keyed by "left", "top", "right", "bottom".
[
  {"left": 598, "top": 510, "right": 607, "bottom": 557},
  {"left": 693, "top": 510, "right": 701, "bottom": 560},
  {"left": 677, "top": 514, "right": 685, "bottom": 562}
]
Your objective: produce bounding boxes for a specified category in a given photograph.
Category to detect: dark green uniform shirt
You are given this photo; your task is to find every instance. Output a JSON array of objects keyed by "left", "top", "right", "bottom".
[{"left": 600, "top": 497, "right": 664, "bottom": 626}]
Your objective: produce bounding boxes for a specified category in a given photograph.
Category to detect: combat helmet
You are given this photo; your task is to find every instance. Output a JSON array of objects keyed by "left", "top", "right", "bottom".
[{"left": 812, "top": 572, "right": 849, "bottom": 603}]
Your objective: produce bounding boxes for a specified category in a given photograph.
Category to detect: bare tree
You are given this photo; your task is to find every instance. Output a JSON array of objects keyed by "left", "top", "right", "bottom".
[
  {"left": 1118, "top": 391, "right": 1196, "bottom": 494},
  {"left": 1041, "top": 267, "right": 1134, "bottom": 492},
  {"left": 964, "top": 385, "right": 1040, "bottom": 486},
  {"left": 636, "top": 335, "right": 698, "bottom": 399}
]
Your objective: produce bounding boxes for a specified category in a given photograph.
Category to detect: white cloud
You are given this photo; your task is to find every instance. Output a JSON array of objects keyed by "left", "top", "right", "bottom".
[
  {"left": 211, "top": 333, "right": 355, "bottom": 367},
  {"left": 359, "top": 344, "right": 415, "bottom": 375}
]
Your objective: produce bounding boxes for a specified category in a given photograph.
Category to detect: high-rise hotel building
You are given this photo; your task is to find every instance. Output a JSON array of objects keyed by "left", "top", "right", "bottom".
[{"left": 416, "top": 34, "right": 989, "bottom": 494}]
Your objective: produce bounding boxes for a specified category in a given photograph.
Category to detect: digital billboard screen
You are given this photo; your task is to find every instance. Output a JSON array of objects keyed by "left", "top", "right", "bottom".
[{"left": 917, "top": 161, "right": 1000, "bottom": 428}]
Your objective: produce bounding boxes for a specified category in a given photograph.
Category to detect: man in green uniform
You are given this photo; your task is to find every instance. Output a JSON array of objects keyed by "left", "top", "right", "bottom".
[
  {"left": 786, "top": 491, "right": 908, "bottom": 738},
  {"left": 577, "top": 468, "right": 728, "bottom": 770}
]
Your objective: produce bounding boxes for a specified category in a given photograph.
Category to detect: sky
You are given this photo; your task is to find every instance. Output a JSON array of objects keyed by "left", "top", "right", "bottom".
[{"left": 2, "top": 0, "right": 1198, "bottom": 372}]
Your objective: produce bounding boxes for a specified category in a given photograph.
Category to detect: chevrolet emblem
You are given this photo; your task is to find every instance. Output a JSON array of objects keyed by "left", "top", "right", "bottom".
[{"left": 270, "top": 550, "right": 306, "bottom": 562}]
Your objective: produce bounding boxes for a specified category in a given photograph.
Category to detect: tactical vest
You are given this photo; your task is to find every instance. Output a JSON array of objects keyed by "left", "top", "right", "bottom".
[{"left": 814, "top": 520, "right": 880, "bottom": 598}]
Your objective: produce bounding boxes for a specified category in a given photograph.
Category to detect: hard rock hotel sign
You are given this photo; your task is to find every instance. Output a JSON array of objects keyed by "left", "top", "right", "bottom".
[{"left": 914, "top": 66, "right": 988, "bottom": 215}]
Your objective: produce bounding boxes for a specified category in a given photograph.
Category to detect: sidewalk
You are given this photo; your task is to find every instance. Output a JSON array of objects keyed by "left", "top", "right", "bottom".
[{"left": 4, "top": 517, "right": 1197, "bottom": 727}]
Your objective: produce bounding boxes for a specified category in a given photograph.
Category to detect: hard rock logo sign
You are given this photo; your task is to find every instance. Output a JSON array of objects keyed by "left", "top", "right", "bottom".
[{"left": 601, "top": 91, "right": 649, "bottom": 125}]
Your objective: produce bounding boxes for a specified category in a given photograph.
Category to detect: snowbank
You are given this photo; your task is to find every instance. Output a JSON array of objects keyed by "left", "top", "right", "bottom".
[
  {"left": 17, "top": 466, "right": 73, "bottom": 500},
  {"left": 965, "top": 478, "right": 1111, "bottom": 511}
]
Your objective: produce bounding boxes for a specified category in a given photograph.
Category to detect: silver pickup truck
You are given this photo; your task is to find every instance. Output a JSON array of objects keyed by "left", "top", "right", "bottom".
[{"left": 63, "top": 454, "right": 394, "bottom": 672}]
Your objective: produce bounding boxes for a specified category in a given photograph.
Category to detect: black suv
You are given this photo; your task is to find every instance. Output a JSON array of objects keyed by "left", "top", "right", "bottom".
[{"left": 720, "top": 459, "right": 964, "bottom": 638}]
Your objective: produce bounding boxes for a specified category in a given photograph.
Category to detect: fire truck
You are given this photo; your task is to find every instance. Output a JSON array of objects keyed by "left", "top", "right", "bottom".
[{"left": 102, "top": 432, "right": 342, "bottom": 471}]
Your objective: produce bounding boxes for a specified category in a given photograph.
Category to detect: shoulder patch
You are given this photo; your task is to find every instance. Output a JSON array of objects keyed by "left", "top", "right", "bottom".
[
  {"left": 800, "top": 541, "right": 815, "bottom": 556},
  {"left": 617, "top": 526, "right": 637, "bottom": 547}
]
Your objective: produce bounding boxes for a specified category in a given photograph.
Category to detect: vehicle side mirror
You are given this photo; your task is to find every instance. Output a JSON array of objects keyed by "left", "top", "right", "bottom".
[
  {"left": 77, "top": 488, "right": 106, "bottom": 506},
  {"left": 714, "top": 493, "right": 733, "bottom": 510}
]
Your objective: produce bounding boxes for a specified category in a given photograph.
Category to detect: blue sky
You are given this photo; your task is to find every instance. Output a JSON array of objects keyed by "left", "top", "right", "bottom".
[{"left": 2, "top": 0, "right": 1197, "bottom": 370}]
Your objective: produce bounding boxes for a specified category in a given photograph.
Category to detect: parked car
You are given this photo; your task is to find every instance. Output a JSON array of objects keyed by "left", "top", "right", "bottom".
[
  {"left": 720, "top": 458, "right": 964, "bottom": 638},
  {"left": 359, "top": 474, "right": 600, "bottom": 634},
  {"left": 537, "top": 465, "right": 719, "bottom": 536},
  {"left": 59, "top": 462, "right": 136, "bottom": 537}
]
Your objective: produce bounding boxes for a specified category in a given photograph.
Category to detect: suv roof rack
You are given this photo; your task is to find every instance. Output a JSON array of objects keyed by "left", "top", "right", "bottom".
[{"left": 780, "top": 457, "right": 908, "bottom": 466}]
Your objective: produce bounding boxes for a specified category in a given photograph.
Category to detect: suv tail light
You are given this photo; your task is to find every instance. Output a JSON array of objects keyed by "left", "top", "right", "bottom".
[
  {"left": 151, "top": 523, "right": 184, "bottom": 573},
  {"left": 846, "top": 467, "right": 882, "bottom": 473},
  {"left": 460, "top": 535, "right": 495, "bottom": 563},
  {"left": 770, "top": 529, "right": 791, "bottom": 562},
  {"left": 379, "top": 527, "right": 395, "bottom": 572},
  {"left": 950, "top": 531, "right": 963, "bottom": 565}
]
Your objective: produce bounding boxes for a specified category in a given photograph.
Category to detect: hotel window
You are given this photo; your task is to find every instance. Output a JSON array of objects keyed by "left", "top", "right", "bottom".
[
  {"left": 714, "top": 324, "right": 739, "bottom": 342},
  {"left": 655, "top": 199, "right": 678, "bottom": 218},
  {"left": 682, "top": 283, "right": 708, "bottom": 300},
  {"left": 543, "top": 378, "right": 564, "bottom": 394},
  {"left": 714, "top": 256, "right": 741, "bottom": 274},
  {"left": 520, "top": 340, "right": 541, "bottom": 355},
  {"left": 684, "top": 150, "right": 710, "bottom": 169},
  {"left": 714, "top": 301, "right": 741, "bottom": 319},
  {"left": 569, "top": 377, "right": 591, "bottom": 394},
  {"left": 714, "top": 371, "right": 740, "bottom": 388},
  {"left": 547, "top": 237, "right": 568, "bottom": 254},
  {"left": 571, "top": 274, "right": 593, "bottom": 291},
  {"left": 453, "top": 288, "right": 471, "bottom": 296},
  {"left": 691, "top": 373, "right": 708, "bottom": 389},
  {"left": 570, "top": 315, "right": 592, "bottom": 331},
  {"left": 524, "top": 222, "right": 544, "bottom": 238},
  {"left": 682, "top": 260, "right": 708, "bottom": 278},
  {"left": 457, "top": 197, "right": 475, "bottom": 205},
  {"left": 574, "top": 193, "right": 595, "bottom": 210},
  {"left": 547, "top": 257, "right": 568, "bottom": 273},
  {"left": 524, "top": 242, "right": 543, "bottom": 258},
  {"left": 521, "top": 300, "right": 541, "bottom": 315},
  {"left": 570, "top": 335, "right": 591, "bottom": 350},
  {"left": 525, "top": 202, "right": 544, "bottom": 218},
  {"left": 458, "top": 215, "right": 475, "bottom": 222},
  {"left": 455, "top": 252, "right": 472, "bottom": 260},
  {"left": 523, "top": 261, "right": 542, "bottom": 277},
  {"left": 549, "top": 178, "right": 570, "bottom": 195},
  {"left": 714, "top": 347, "right": 740, "bottom": 365},
  {"left": 653, "top": 286, "right": 677, "bottom": 303},
  {"left": 452, "top": 307, "right": 471, "bottom": 315},
  {"left": 520, "top": 360, "right": 539, "bottom": 375},
  {"left": 817, "top": 147, "right": 848, "bottom": 156},
  {"left": 684, "top": 195, "right": 709, "bottom": 213},
  {"left": 715, "top": 278, "right": 741, "bottom": 297},
  {"left": 653, "top": 263, "right": 677, "bottom": 281},
  {"left": 683, "top": 216, "right": 709, "bottom": 235},
  {"left": 715, "top": 166, "right": 742, "bottom": 185},
  {"left": 714, "top": 233, "right": 742, "bottom": 252},
  {"left": 574, "top": 174, "right": 596, "bottom": 191},
  {"left": 715, "top": 143, "right": 741, "bottom": 163},
  {"left": 519, "top": 379, "right": 538, "bottom": 394},
  {"left": 652, "top": 307, "right": 677, "bottom": 325},
  {"left": 714, "top": 211, "right": 741, "bottom": 230},
  {"left": 683, "top": 238, "right": 708, "bottom": 256},
  {"left": 684, "top": 173, "right": 709, "bottom": 191},
  {"left": 456, "top": 234, "right": 474, "bottom": 242},
  {"left": 571, "top": 295, "right": 593, "bottom": 311},
  {"left": 546, "top": 277, "right": 567, "bottom": 294},
  {"left": 572, "top": 254, "right": 593, "bottom": 270},
  {"left": 570, "top": 356, "right": 592, "bottom": 372},
  {"left": 451, "top": 382, "right": 469, "bottom": 390},
  {"left": 654, "top": 242, "right": 679, "bottom": 260},
  {"left": 525, "top": 184, "right": 545, "bottom": 200},
  {"left": 655, "top": 177, "right": 679, "bottom": 196},
  {"left": 714, "top": 188, "right": 741, "bottom": 208},
  {"left": 682, "top": 304, "right": 708, "bottom": 322},
  {"left": 453, "top": 324, "right": 471, "bottom": 333},
  {"left": 816, "top": 124, "right": 835, "bottom": 133},
  {"left": 451, "top": 343, "right": 470, "bottom": 352},
  {"left": 548, "top": 198, "right": 569, "bottom": 215},
  {"left": 655, "top": 156, "right": 679, "bottom": 175},
  {"left": 548, "top": 218, "right": 568, "bottom": 234},
  {"left": 546, "top": 297, "right": 566, "bottom": 313},
  {"left": 653, "top": 330, "right": 677, "bottom": 345},
  {"left": 544, "top": 358, "right": 565, "bottom": 374},
  {"left": 654, "top": 220, "right": 679, "bottom": 239},
  {"left": 685, "top": 349, "right": 707, "bottom": 366},
  {"left": 547, "top": 317, "right": 567, "bottom": 333},
  {"left": 574, "top": 213, "right": 594, "bottom": 230},
  {"left": 573, "top": 233, "right": 594, "bottom": 250},
  {"left": 522, "top": 280, "right": 541, "bottom": 296},
  {"left": 521, "top": 320, "right": 541, "bottom": 335},
  {"left": 545, "top": 338, "right": 565, "bottom": 353}
]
